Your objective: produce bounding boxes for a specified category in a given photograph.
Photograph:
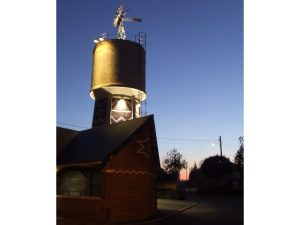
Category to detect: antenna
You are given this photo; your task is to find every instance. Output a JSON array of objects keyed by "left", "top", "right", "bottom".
[{"left": 113, "top": 5, "right": 142, "bottom": 40}]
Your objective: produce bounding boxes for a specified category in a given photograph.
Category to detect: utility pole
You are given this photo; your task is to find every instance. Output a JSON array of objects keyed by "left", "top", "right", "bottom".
[{"left": 219, "top": 136, "right": 223, "bottom": 157}]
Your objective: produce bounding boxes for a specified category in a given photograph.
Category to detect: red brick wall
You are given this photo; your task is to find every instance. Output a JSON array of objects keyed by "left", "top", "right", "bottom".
[
  {"left": 101, "top": 123, "right": 158, "bottom": 223},
  {"left": 56, "top": 121, "right": 158, "bottom": 224},
  {"left": 57, "top": 196, "right": 106, "bottom": 224}
]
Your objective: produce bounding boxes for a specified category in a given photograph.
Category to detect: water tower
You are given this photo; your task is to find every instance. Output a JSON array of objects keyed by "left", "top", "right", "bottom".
[
  {"left": 90, "top": 5, "right": 146, "bottom": 127},
  {"left": 57, "top": 6, "right": 160, "bottom": 223}
]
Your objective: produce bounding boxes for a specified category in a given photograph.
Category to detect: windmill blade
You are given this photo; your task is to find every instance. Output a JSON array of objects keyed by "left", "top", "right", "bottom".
[
  {"left": 113, "top": 15, "right": 122, "bottom": 27},
  {"left": 116, "top": 5, "right": 127, "bottom": 16},
  {"left": 123, "top": 17, "right": 142, "bottom": 22},
  {"left": 112, "top": 5, "right": 142, "bottom": 40}
]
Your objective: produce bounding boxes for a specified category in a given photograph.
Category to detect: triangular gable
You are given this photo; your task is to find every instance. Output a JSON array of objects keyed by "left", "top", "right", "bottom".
[{"left": 57, "top": 115, "right": 158, "bottom": 167}]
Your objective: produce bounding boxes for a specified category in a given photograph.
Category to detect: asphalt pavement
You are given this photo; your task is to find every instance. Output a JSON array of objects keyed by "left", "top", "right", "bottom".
[
  {"left": 57, "top": 191, "right": 243, "bottom": 225},
  {"left": 154, "top": 191, "right": 243, "bottom": 225}
]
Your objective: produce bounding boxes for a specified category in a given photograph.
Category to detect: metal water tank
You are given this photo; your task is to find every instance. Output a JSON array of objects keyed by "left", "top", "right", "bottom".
[{"left": 90, "top": 39, "right": 146, "bottom": 101}]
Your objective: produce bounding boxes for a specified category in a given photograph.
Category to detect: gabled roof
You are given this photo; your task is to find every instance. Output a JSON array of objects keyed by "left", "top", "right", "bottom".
[
  {"left": 57, "top": 127, "right": 78, "bottom": 156},
  {"left": 57, "top": 115, "right": 158, "bottom": 167}
]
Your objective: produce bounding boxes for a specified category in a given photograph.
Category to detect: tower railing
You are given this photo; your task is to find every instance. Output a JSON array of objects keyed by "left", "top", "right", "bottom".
[
  {"left": 135, "top": 32, "right": 146, "bottom": 50},
  {"left": 141, "top": 100, "right": 147, "bottom": 117},
  {"left": 96, "top": 32, "right": 146, "bottom": 49}
]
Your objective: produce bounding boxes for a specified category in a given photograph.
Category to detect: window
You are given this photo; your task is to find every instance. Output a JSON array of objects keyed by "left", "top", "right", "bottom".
[
  {"left": 58, "top": 168, "right": 101, "bottom": 197},
  {"left": 111, "top": 97, "right": 133, "bottom": 123}
]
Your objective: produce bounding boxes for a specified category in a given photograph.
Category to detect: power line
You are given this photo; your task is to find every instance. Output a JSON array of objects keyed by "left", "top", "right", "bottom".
[
  {"left": 57, "top": 122, "right": 89, "bottom": 129},
  {"left": 157, "top": 137, "right": 217, "bottom": 142},
  {"left": 223, "top": 142, "right": 239, "bottom": 147},
  {"left": 57, "top": 121, "right": 219, "bottom": 143}
]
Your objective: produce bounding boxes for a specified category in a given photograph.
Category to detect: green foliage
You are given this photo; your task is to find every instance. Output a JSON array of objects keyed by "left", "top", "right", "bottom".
[
  {"left": 234, "top": 136, "right": 244, "bottom": 169},
  {"left": 189, "top": 155, "right": 236, "bottom": 187},
  {"left": 189, "top": 162, "right": 202, "bottom": 185},
  {"left": 162, "top": 148, "right": 187, "bottom": 179},
  {"left": 157, "top": 167, "right": 177, "bottom": 182},
  {"left": 199, "top": 155, "right": 233, "bottom": 179},
  {"left": 234, "top": 136, "right": 244, "bottom": 186}
]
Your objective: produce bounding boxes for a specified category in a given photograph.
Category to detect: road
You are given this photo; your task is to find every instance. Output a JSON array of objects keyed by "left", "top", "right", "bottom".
[
  {"left": 155, "top": 192, "right": 243, "bottom": 225},
  {"left": 57, "top": 191, "right": 243, "bottom": 225}
]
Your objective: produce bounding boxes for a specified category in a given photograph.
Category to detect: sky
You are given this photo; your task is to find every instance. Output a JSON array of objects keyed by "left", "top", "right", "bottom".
[
  {"left": 2, "top": 1, "right": 300, "bottom": 224},
  {"left": 57, "top": 0, "right": 243, "bottom": 175}
]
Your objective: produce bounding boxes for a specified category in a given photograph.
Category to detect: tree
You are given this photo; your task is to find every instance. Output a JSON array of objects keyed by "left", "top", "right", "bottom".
[
  {"left": 189, "top": 162, "right": 202, "bottom": 185},
  {"left": 234, "top": 136, "right": 244, "bottom": 186},
  {"left": 162, "top": 148, "right": 187, "bottom": 180},
  {"left": 199, "top": 155, "right": 233, "bottom": 180},
  {"left": 234, "top": 136, "right": 244, "bottom": 169},
  {"left": 189, "top": 162, "right": 197, "bottom": 181}
]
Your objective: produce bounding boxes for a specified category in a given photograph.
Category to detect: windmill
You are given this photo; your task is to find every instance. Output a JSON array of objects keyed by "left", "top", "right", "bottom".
[{"left": 113, "top": 5, "right": 142, "bottom": 40}]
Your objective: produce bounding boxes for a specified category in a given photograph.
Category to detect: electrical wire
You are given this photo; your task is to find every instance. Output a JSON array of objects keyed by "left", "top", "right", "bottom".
[
  {"left": 57, "top": 122, "right": 89, "bottom": 129},
  {"left": 57, "top": 121, "right": 219, "bottom": 143},
  {"left": 157, "top": 137, "right": 217, "bottom": 142}
]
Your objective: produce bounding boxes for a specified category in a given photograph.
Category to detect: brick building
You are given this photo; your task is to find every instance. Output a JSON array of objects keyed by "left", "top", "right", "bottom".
[
  {"left": 57, "top": 115, "right": 159, "bottom": 223},
  {"left": 57, "top": 7, "right": 159, "bottom": 224}
]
